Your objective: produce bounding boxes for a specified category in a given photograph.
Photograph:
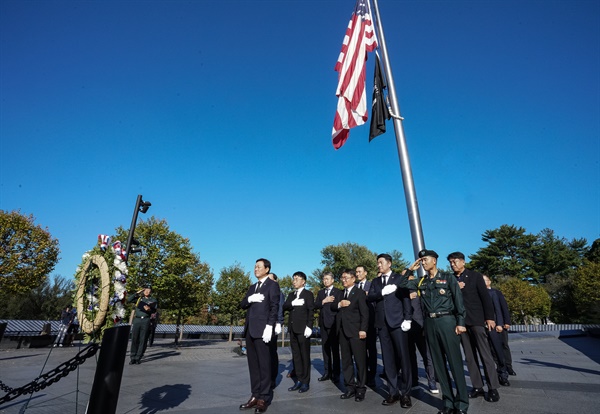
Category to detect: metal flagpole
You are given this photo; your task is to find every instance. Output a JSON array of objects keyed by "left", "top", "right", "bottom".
[{"left": 370, "top": 0, "right": 426, "bottom": 261}]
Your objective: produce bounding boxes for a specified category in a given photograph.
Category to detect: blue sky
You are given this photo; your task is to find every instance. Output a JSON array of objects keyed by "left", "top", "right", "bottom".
[{"left": 1, "top": 0, "right": 598, "bottom": 282}]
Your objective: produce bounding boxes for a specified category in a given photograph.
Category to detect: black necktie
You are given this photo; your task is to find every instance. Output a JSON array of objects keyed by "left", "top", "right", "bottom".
[
  {"left": 255, "top": 281, "right": 261, "bottom": 293},
  {"left": 359, "top": 282, "right": 364, "bottom": 290},
  {"left": 344, "top": 289, "right": 349, "bottom": 299},
  {"left": 383, "top": 276, "right": 388, "bottom": 285}
]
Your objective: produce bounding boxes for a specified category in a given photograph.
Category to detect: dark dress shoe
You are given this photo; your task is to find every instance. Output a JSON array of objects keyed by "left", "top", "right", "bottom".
[
  {"left": 355, "top": 393, "right": 365, "bottom": 402},
  {"left": 436, "top": 408, "right": 454, "bottom": 414},
  {"left": 239, "top": 397, "right": 257, "bottom": 410},
  {"left": 486, "top": 389, "right": 500, "bottom": 402},
  {"left": 499, "top": 377, "right": 510, "bottom": 386},
  {"left": 298, "top": 384, "right": 310, "bottom": 393},
  {"left": 400, "top": 395, "right": 412, "bottom": 408},
  {"left": 468, "top": 387, "right": 485, "bottom": 398},
  {"left": 129, "top": 360, "right": 136, "bottom": 365},
  {"left": 288, "top": 382, "right": 302, "bottom": 392},
  {"left": 382, "top": 393, "right": 400, "bottom": 406},
  {"left": 254, "top": 399, "right": 268, "bottom": 413},
  {"left": 286, "top": 370, "right": 296, "bottom": 378},
  {"left": 318, "top": 374, "right": 331, "bottom": 382},
  {"left": 508, "top": 368, "right": 517, "bottom": 376},
  {"left": 340, "top": 391, "right": 356, "bottom": 399},
  {"left": 456, "top": 410, "right": 467, "bottom": 414}
]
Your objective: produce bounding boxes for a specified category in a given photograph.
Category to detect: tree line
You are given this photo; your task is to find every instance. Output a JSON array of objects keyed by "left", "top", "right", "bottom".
[{"left": 1, "top": 210, "right": 598, "bottom": 327}]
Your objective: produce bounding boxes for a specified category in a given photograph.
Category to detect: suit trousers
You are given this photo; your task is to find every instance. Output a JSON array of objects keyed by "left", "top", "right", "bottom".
[
  {"left": 290, "top": 331, "right": 311, "bottom": 385},
  {"left": 246, "top": 334, "right": 273, "bottom": 403},
  {"left": 339, "top": 332, "right": 367, "bottom": 395},
  {"left": 425, "top": 316, "right": 469, "bottom": 412},
  {"left": 408, "top": 321, "right": 436, "bottom": 387},
  {"left": 378, "top": 323, "right": 411, "bottom": 396},
  {"left": 269, "top": 334, "right": 279, "bottom": 389},
  {"left": 487, "top": 329, "right": 509, "bottom": 381},
  {"left": 365, "top": 323, "right": 378, "bottom": 381},
  {"left": 320, "top": 325, "right": 340, "bottom": 378},
  {"left": 461, "top": 325, "right": 500, "bottom": 390},
  {"left": 501, "top": 329, "right": 514, "bottom": 371}
]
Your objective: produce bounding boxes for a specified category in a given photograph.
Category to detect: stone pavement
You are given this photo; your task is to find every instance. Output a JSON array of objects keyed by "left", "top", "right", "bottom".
[{"left": 0, "top": 332, "right": 599, "bottom": 414}]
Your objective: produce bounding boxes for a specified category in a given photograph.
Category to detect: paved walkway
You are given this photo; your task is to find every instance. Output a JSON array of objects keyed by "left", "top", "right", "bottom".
[{"left": 0, "top": 332, "right": 599, "bottom": 413}]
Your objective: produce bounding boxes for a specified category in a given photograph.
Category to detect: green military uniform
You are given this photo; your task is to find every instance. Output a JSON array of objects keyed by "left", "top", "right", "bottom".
[
  {"left": 128, "top": 291, "right": 157, "bottom": 364},
  {"left": 416, "top": 269, "right": 469, "bottom": 413}
]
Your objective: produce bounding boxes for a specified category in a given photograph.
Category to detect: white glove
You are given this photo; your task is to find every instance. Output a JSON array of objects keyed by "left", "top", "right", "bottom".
[
  {"left": 248, "top": 293, "right": 264, "bottom": 303},
  {"left": 274, "top": 323, "right": 282, "bottom": 335},
  {"left": 291, "top": 298, "right": 305, "bottom": 306},
  {"left": 262, "top": 325, "right": 273, "bottom": 343},
  {"left": 303, "top": 326, "right": 312, "bottom": 338},
  {"left": 401, "top": 320, "right": 412, "bottom": 332},
  {"left": 382, "top": 284, "right": 397, "bottom": 295}
]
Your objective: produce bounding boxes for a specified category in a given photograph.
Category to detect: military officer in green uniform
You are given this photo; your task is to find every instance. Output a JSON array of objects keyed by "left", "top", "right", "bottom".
[
  {"left": 128, "top": 285, "right": 158, "bottom": 365},
  {"left": 406, "top": 249, "right": 468, "bottom": 414}
]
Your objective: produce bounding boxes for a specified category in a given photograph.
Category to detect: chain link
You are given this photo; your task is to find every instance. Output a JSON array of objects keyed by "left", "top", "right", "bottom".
[{"left": 0, "top": 343, "right": 99, "bottom": 406}]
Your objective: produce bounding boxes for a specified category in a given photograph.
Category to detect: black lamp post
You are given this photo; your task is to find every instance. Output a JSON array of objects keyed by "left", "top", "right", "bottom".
[{"left": 125, "top": 195, "right": 151, "bottom": 262}]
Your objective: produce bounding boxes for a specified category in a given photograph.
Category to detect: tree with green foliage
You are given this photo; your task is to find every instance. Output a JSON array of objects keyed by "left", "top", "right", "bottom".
[
  {"left": 572, "top": 261, "right": 600, "bottom": 323},
  {"left": 585, "top": 239, "right": 600, "bottom": 263},
  {"left": 213, "top": 263, "right": 251, "bottom": 341},
  {"left": 544, "top": 273, "right": 577, "bottom": 323},
  {"left": 533, "top": 228, "right": 586, "bottom": 280},
  {"left": 498, "top": 279, "right": 551, "bottom": 326},
  {"left": 114, "top": 217, "right": 213, "bottom": 339},
  {"left": 0, "top": 275, "right": 73, "bottom": 320},
  {"left": 469, "top": 225, "right": 538, "bottom": 280},
  {"left": 0, "top": 210, "right": 60, "bottom": 294}
]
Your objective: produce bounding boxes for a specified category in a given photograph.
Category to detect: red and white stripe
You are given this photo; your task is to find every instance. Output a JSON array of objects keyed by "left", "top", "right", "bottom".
[{"left": 332, "top": 0, "right": 377, "bottom": 149}]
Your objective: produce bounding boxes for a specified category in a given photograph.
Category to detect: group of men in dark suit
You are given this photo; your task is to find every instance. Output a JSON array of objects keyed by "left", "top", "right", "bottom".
[{"left": 238, "top": 253, "right": 514, "bottom": 414}]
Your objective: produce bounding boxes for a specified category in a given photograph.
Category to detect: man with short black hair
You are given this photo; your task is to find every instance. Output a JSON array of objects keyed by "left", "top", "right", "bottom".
[
  {"left": 368, "top": 253, "right": 413, "bottom": 408},
  {"left": 409, "top": 249, "right": 468, "bottom": 414},
  {"left": 128, "top": 285, "right": 158, "bottom": 365},
  {"left": 240, "top": 259, "right": 281, "bottom": 413},
  {"left": 447, "top": 252, "right": 500, "bottom": 403},
  {"left": 283, "top": 271, "right": 314, "bottom": 394},
  {"left": 315, "top": 271, "right": 341, "bottom": 383},
  {"left": 355, "top": 265, "right": 378, "bottom": 387}
]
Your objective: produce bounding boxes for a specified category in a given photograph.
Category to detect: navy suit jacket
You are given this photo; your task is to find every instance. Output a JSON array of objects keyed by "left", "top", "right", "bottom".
[
  {"left": 240, "top": 277, "right": 281, "bottom": 338},
  {"left": 315, "top": 287, "right": 342, "bottom": 329},
  {"left": 333, "top": 286, "right": 369, "bottom": 338},
  {"left": 368, "top": 272, "right": 413, "bottom": 329}
]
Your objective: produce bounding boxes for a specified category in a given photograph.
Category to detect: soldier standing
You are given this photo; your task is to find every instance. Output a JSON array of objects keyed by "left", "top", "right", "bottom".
[
  {"left": 408, "top": 249, "right": 469, "bottom": 414},
  {"left": 128, "top": 285, "right": 157, "bottom": 365}
]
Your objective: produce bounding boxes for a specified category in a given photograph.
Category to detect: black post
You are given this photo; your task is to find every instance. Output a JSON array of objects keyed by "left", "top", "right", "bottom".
[
  {"left": 86, "top": 325, "right": 131, "bottom": 414},
  {"left": 125, "top": 195, "right": 143, "bottom": 263}
]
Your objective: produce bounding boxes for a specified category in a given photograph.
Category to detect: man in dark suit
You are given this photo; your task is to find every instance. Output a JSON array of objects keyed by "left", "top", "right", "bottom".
[
  {"left": 334, "top": 269, "right": 369, "bottom": 402},
  {"left": 355, "top": 265, "right": 378, "bottom": 387},
  {"left": 239, "top": 258, "right": 281, "bottom": 413},
  {"left": 282, "top": 271, "right": 314, "bottom": 393},
  {"left": 368, "top": 253, "right": 413, "bottom": 408},
  {"left": 314, "top": 271, "right": 341, "bottom": 383},
  {"left": 483, "top": 275, "right": 510, "bottom": 386},
  {"left": 448, "top": 252, "right": 500, "bottom": 403}
]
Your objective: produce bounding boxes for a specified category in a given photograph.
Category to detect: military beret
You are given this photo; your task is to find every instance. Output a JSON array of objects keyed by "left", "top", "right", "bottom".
[{"left": 418, "top": 249, "right": 439, "bottom": 259}]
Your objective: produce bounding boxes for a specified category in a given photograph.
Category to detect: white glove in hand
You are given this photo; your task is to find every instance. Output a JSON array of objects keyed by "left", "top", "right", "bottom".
[
  {"left": 303, "top": 326, "right": 312, "bottom": 338},
  {"left": 401, "top": 320, "right": 412, "bottom": 332},
  {"left": 275, "top": 323, "right": 282, "bottom": 335},
  {"left": 382, "top": 284, "right": 397, "bottom": 296},
  {"left": 248, "top": 293, "right": 265, "bottom": 303},
  {"left": 262, "top": 325, "right": 273, "bottom": 343},
  {"left": 291, "top": 298, "right": 305, "bottom": 306}
]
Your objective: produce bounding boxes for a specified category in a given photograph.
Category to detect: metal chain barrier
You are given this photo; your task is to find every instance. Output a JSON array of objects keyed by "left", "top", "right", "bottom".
[{"left": 0, "top": 343, "right": 99, "bottom": 406}]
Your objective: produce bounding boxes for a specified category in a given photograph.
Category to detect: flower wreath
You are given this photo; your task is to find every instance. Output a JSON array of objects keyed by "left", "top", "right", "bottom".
[{"left": 74, "top": 234, "right": 129, "bottom": 341}]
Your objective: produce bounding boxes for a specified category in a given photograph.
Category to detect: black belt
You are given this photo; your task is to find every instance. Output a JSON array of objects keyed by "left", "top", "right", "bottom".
[{"left": 428, "top": 311, "right": 452, "bottom": 318}]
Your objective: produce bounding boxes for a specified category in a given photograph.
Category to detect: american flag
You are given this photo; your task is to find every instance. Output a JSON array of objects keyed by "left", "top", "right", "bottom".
[{"left": 332, "top": 0, "right": 377, "bottom": 150}]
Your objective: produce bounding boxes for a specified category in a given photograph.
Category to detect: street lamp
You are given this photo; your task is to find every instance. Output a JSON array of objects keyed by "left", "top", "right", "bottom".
[{"left": 125, "top": 195, "right": 151, "bottom": 262}]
